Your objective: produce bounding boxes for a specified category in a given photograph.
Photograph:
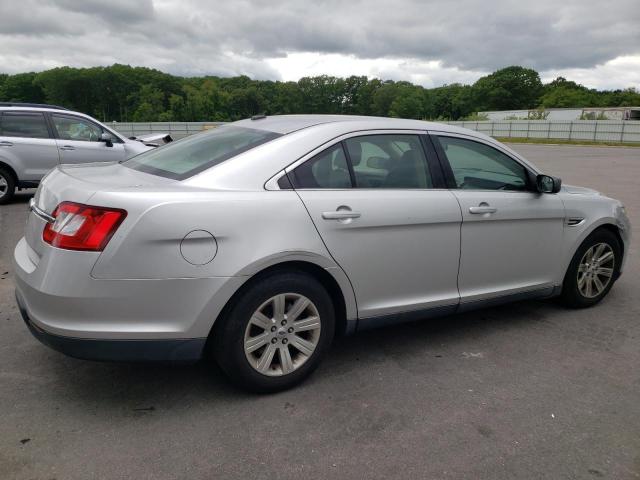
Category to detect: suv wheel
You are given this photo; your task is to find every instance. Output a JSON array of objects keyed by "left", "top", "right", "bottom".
[
  {"left": 560, "top": 229, "right": 621, "bottom": 308},
  {"left": 0, "top": 167, "right": 16, "bottom": 205},
  {"left": 212, "top": 270, "right": 335, "bottom": 393}
]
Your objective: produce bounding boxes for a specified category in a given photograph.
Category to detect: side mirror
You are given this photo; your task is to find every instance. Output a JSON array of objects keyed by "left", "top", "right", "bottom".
[
  {"left": 99, "top": 132, "right": 113, "bottom": 147},
  {"left": 536, "top": 174, "right": 562, "bottom": 193}
]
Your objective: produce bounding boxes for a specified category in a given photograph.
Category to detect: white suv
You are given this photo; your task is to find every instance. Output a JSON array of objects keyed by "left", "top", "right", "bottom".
[{"left": 0, "top": 103, "right": 156, "bottom": 204}]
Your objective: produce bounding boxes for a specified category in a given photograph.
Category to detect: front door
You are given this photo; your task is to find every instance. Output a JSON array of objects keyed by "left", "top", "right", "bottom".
[
  {"left": 289, "top": 132, "right": 462, "bottom": 320},
  {"left": 432, "top": 134, "right": 565, "bottom": 304},
  {"left": 50, "top": 113, "right": 126, "bottom": 164}
]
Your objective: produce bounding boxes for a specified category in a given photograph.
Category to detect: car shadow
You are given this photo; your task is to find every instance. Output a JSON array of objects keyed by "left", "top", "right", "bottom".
[
  {"left": 4, "top": 190, "right": 35, "bottom": 204},
  {"left": 41, "top": 297, "right": 563, "bottom": 411}
]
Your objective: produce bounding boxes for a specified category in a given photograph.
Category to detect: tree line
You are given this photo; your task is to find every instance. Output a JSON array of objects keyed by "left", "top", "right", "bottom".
[{"left": 0, "top": 64, "right": 638, "bottom": 122}]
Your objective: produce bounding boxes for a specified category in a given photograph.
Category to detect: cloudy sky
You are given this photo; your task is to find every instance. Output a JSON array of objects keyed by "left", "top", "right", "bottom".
[{"left": 1, "top": 0, "right": 639, "bottom": 89}]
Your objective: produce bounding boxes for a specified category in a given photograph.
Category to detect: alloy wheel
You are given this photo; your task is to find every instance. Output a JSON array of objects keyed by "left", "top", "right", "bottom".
[
  {"left": 577, "top": 242, "right": 615, "bottom": 298},
  {"left": 244, "top": 293, "right": 321, "bottom": 376},
  {"left": 0, "top": 174, "right": 7, "bottom": 199}
]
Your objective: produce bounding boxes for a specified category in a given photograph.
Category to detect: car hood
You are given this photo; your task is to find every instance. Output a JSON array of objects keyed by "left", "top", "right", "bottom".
[{"left": 561, "top": 184, "right": 601, "bottom": 196}]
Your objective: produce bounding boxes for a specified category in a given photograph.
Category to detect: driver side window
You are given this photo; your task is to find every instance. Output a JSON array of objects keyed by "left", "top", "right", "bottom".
[
  {"left": 436, "top": 136, "right": 529, "bottom": 191},
  {"left": 52, "top": 114, "right": 103, "bottom": 142}
]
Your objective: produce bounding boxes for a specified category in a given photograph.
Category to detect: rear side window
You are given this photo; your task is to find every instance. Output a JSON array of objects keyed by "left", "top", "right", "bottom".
[
  {"left": 0, "top": 112, "right": 50, "bottom": 139},
  {"left": 123, "top": 126, "right": 281, "bottom": 180},
  {"left": 345, "top": 135, "right": 432, "bottom": 188},
  {"left": 290, "top": 134, "right": 433, "bottom": 189},
  {"left": 290, "top": 144, "right": 351, "bottom": 188}
]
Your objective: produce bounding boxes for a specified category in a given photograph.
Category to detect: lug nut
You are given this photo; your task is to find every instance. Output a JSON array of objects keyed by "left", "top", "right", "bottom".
[
  {"left": 288, "top": 327, "right": 294, "bottom": 333},
  {"left": 282, "top": 338, "right": 288, "bottom": 344},
  {"left": 281, "top": 320, "right": 287, "bottom": 326},
  {"left": 271, "top": 338, "right": 278, "bottom": 344},
  {"left": 271, "top": 326, "right": 277, "bottom": 332}
]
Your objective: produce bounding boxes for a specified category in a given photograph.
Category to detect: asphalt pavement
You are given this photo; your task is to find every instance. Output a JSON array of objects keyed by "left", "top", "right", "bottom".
[{"left": 1, "top": 144, "right": 639, "bottom": 479}]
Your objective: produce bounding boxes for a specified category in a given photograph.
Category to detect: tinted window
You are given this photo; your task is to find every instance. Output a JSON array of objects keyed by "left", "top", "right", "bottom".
[
  {"left": 437, "top": 136, "right": 529, "bottom": 191},
  {"left": 345, "top": 134, "right": 432, "bottom": 188},
  {"left": 290, "top": 144, "right": 351, "bottom": 189},
  {"left": 124, "top": 126, "right": 281, "bottom": 180},
  {"left": 52, "top": 114, "right": 103, "bottom": 142},
  {"left": 0, "top": 113, "right": 49, "bottom": 139}
]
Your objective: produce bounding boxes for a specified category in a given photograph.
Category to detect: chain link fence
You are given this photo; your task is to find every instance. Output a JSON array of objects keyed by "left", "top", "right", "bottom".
[{"left": 110, "top": 120, "right": 640, "bottom": 143}]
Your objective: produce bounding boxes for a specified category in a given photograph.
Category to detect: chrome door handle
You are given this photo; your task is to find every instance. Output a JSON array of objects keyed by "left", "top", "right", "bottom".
[
  {"left": 469, "top": 206, "right": 497, "bottom": 214},
  {"left": 322, "top": 211, "right": 361, "bottom": 220},
  {"left": 59, "top": 145, "right": 75, "bottom": 151},
  {"left": 0, "top": 141, "right": 13, "bottom": 147}
]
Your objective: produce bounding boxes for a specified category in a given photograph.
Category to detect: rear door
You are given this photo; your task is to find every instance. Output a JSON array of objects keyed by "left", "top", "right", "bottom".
[
  {"left": 50, "top": 113, "right": 126, "bottom": 164},
  {"left": 0, "top": 111, "right": 59, "bottom": 181},
  {"left": 288, "top": 131, "right": 462, "bottom": 321},
  {"left": 431, "top": 133, "right": 565, "bottom": 304}
]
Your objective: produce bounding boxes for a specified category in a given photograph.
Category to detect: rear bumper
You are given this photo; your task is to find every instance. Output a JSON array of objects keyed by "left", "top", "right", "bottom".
[
  {"left": 13, "top": 236, "right": 246, "bottom": 362},
  {"left": 16, "top": 290, "right": 206, "bottom": 363}
]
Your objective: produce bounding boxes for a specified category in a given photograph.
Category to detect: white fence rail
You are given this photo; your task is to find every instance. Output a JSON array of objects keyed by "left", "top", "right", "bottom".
[
  {"left": 109, "top": 122, "right": 224, "bottom": 139},
  {"left": 110, "top": 120, "right": 640, "bottom": 143},
  {"left": 444, "top": 120, "right": 640, "bottom": 143}
]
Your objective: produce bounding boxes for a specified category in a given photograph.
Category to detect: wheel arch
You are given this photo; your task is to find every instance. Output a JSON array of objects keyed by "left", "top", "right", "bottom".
[
  {"left": 562, "top": 220, "right": 626, "bottom": 284},
  {"left": 207, "top": 258, "right": 357, "bottom": 353},
  {"left": 596, "top": 223, "right": 624, "bottom": 257},
  {"left": 0, "top": 160, "right": 18, "bottom": 182}
]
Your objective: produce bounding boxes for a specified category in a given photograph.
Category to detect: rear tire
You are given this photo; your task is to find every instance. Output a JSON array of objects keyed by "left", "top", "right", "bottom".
[
  {"left": 212, "top": 270, "right": 335, "bottom": 393},
  {"left": 560, "top": 229, "right": 621, "bottom": 308},
  {"left": 0, "top": 167, "right": 16, "bottom": 205}
]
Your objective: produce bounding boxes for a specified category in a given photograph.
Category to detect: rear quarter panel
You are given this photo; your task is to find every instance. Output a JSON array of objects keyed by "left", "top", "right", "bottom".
[{"left": 90, "top": 189, "right": 335, "bottom": 280}]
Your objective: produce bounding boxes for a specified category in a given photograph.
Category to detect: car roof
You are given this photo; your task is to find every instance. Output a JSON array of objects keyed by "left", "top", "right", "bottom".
[
  {"left": 0, "top": 102, "right": 70, "bottom": 111},
  {"left": 231, "top": 114, "right": 474, "bottom": 136}
]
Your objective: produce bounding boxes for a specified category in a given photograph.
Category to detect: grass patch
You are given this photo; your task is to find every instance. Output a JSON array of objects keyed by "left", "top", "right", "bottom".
[{"left": 494, "top": 137, "right": 640, "bottom": 148}]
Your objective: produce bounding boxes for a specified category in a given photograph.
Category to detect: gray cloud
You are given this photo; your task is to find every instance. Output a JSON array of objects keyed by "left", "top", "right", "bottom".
[
  {"left": 52, "top": 0, "right": 155, "bottom": 25},
  {"left": 0, "top": 0, "right": 639, "bottom": 87}
]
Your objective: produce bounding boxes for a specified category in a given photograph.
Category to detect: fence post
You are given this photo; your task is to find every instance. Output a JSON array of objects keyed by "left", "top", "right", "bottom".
[
  {"left": 620, "top": 122, "right": 625, "bottom": 142},
  {"left": 546, "top": 121, "right": 552, "bottom": 140},
  {"left": 526, "top": 121, "right": 531, "bottom": 139},
  {"left": 491, "top": 121, "right": 495, "bottom": 136},
  {"left": 568, "top": 121, "right": 573, "bottom": 141},
  {"left": 593, "top": 121, "right": 598, "bottom": 141},
  {"left": 508, "top": 121, "right": 512, "bottom": 138}
]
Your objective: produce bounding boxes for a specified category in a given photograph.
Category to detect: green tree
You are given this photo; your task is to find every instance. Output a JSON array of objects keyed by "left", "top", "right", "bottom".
[
  {"left": 473, "top": 66, "right": 543, "bottom": 111},
  {"left": 1, "top": 73, "right": 45, "bottom": 103}
]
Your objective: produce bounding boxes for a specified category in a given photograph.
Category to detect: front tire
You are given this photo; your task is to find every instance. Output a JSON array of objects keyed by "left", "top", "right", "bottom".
[
  {"left": 0, "top": 167, "right": 16, "bottom": 205},
  {"left": 560, "top": 229, "right": 621, "bottom": 308},
  {"left": 212, "top": 270, "right": 335, "bottom": 393}
]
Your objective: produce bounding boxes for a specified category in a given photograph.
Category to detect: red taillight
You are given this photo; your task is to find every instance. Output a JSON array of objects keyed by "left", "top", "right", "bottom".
[{"left": 43, "top": 202, "right": 127, "bottom": 251}]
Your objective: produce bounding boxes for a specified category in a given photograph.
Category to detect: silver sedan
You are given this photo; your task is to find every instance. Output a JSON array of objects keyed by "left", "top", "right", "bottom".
[{"left": 14, "top": 116, "right": 631, "bottom": 392}]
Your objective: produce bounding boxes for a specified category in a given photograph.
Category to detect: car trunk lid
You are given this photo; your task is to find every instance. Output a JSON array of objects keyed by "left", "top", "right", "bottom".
[{"left": 27, "top": 162, "right": 174, "bottom": 255}]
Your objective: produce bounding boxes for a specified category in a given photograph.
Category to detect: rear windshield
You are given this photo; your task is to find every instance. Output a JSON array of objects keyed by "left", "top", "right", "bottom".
[{"left": 123, "top": 126, "right": 281, "bottom": 180}]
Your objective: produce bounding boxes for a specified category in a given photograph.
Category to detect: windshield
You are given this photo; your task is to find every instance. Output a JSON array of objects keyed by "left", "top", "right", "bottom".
[{"left": 123, "top": 126, "right": 282, "bottom": 180}]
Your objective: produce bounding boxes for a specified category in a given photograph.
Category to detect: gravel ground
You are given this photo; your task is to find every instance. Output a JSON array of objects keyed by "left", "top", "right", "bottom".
[{"left": 0, "top": 144, "right": 639, "bottom": 479}]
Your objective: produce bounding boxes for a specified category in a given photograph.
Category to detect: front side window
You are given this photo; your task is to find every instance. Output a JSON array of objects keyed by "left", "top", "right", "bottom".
[
  {"left": 345, "top": 135, "right": 432, "bottom": 188},
  {"left": 0, "top": 112, "right": 50, "bottom": 139},
  {"left": 52, "top": 115, "right": 103, "bottom": 142},
  {"left": 436, "top": 136, "right": 529, "bottom": 191},
  {"left": 124, "top": 126, "right": 281, "bottom": 180}
]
